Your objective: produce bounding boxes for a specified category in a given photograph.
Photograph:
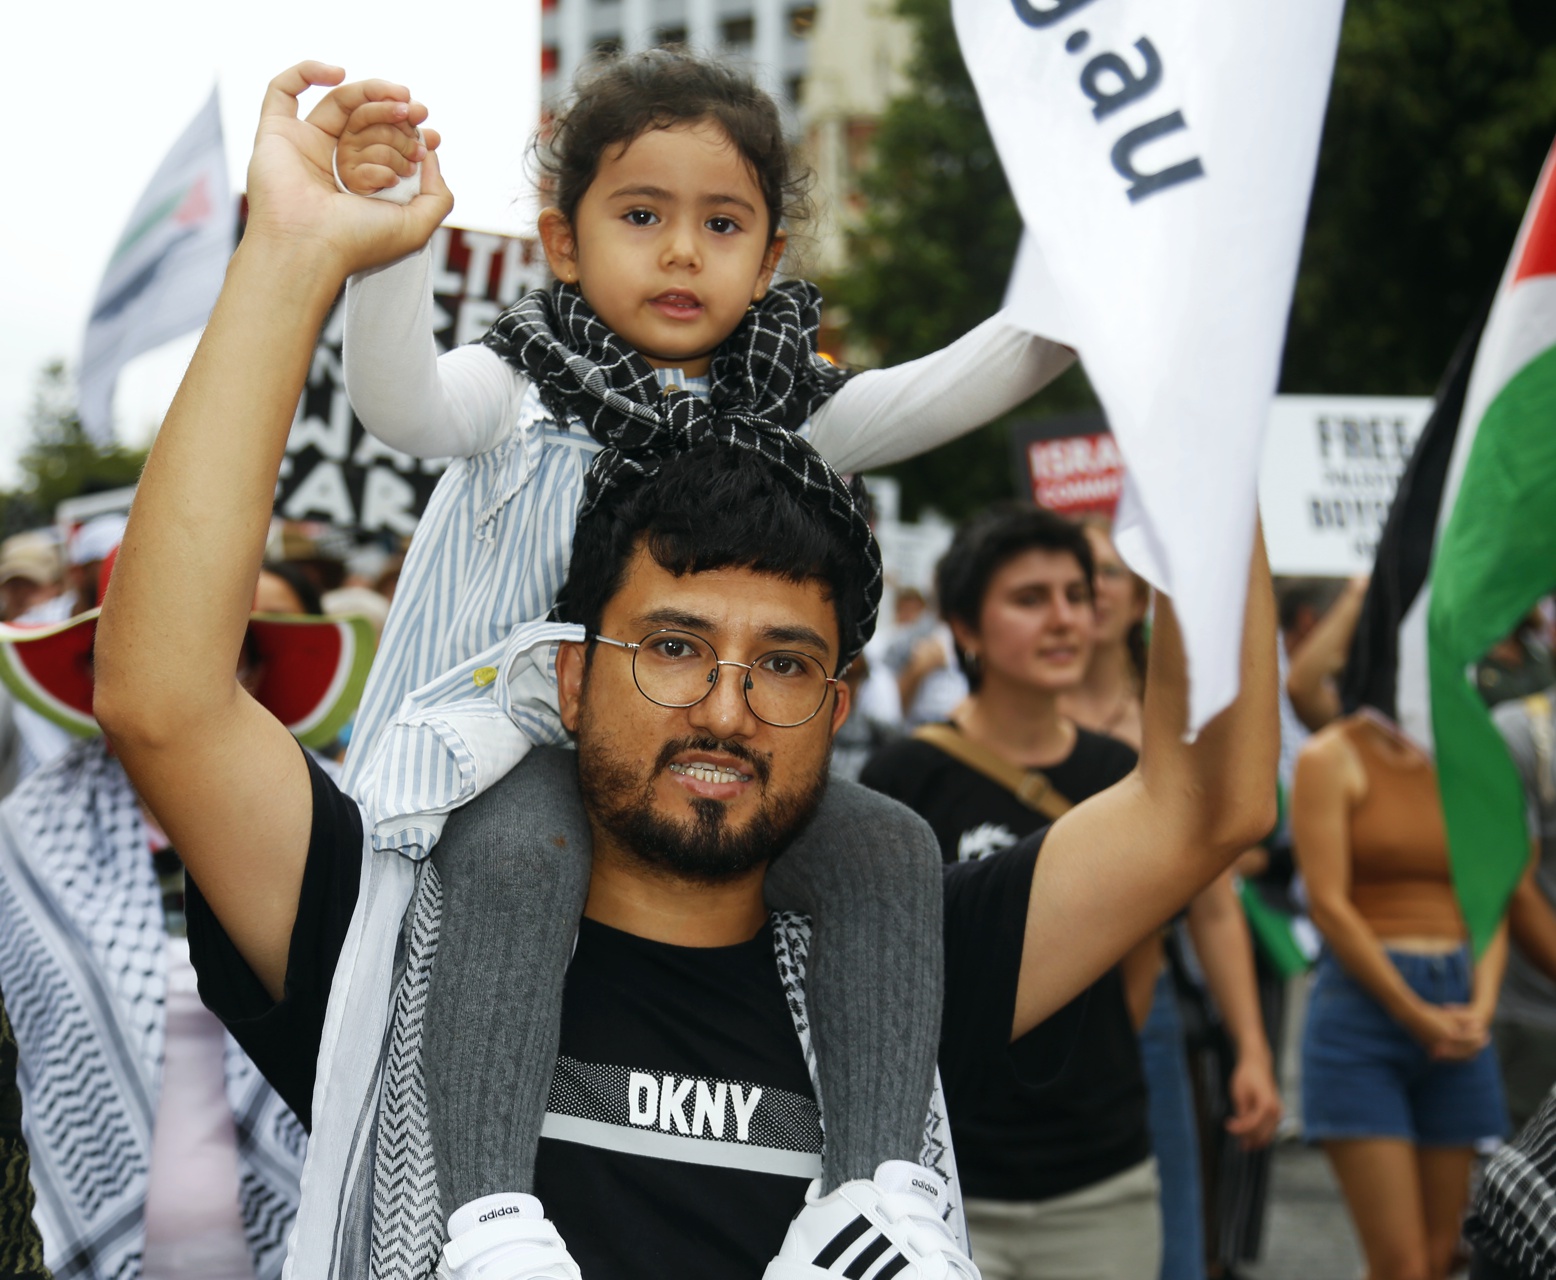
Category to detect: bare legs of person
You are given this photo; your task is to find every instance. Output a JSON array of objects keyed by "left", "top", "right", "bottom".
[{"left": 1323, "top": 1139, "right": 1476, "bottom": 1280}]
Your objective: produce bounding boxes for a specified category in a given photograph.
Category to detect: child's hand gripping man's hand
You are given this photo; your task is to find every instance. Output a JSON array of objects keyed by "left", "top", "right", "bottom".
[{"left": 333, "top": 87, "right": 430, "bottom": 205}]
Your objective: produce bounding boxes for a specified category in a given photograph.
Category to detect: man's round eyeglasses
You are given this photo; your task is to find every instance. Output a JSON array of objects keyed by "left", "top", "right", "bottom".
[{"left": 591, "top": 629, "right": 839, "bottom": 728}]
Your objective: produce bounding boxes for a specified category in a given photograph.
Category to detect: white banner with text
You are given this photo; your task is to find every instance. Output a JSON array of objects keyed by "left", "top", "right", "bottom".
[{"left": 954, "top": 0, "right": 1344, "bottom": 729}]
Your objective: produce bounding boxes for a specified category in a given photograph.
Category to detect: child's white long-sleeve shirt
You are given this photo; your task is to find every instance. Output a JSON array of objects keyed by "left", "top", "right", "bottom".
[
  {"left": 338, "top": 243, "right": 1074, "bottom": 840},
  {"left": 343, "top": 245, "right": 1075, "bottom": 468}
]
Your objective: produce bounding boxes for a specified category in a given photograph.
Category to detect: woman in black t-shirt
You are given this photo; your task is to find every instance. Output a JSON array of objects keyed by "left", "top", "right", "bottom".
[{"left": 861, "top": 506, "right": 1157, "bottom": 1280}]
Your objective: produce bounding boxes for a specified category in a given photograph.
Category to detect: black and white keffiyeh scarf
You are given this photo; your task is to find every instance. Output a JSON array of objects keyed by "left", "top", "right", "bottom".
[
  {"left": 0, "top": 740, "right": 304, "bottom": 1280},
  {"left": 481, "top": 279, "right": 882, "bottom": 662},
  {"left": 1466, "top": 1084, "right": 1556, "bottom": 1277}
]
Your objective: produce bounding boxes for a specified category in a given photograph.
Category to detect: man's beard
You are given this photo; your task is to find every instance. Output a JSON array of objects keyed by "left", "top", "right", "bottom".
[{"left": 577, "top": 728, "right": 828, "bottom": 884}]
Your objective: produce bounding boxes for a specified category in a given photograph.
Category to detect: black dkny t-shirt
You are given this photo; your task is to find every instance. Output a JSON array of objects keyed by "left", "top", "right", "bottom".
[
  {"left": 186, "top": 753, "right": 1060, "bottom": 1280},
  {"left": 860, "top": 726, "right": 1150, "bottom": 1202},
  {"left": 537, "top": 916, "right": 820, "bottom": 1278}
]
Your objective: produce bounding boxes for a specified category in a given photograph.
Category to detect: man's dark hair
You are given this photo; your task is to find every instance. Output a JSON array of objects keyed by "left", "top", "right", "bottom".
[
  {"left": 539, "top": 47, "right": 808, "bottom": 245},
  {"left": 934, "top": 505, "right": 1095, "bottom": 690},
  {"left": 1275, "top": 577, "right": 1345, "bottom": 636},
  {"left": 558, "top": 444, "right": 867, "bottom": 672},
  {"left": 259, "top": 560, "right": 325, "bottom": 617}
]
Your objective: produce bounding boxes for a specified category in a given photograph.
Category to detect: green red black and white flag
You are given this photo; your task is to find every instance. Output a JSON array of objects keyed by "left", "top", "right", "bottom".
[
  {"left": 78, "top": 87, "right": 232, "bottom": 443},
  {"left": 1346, "top": 137, "right": 1556, "bottom": 953}
]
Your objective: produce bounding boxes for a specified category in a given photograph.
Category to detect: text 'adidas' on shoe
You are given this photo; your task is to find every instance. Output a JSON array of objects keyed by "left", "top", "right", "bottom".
[
  {"left": 764, "top": 1160, "right": 980, "bottom": 1280},
  {"left": 434, "top": 1193, "right": 582, "bottom": 1280}
]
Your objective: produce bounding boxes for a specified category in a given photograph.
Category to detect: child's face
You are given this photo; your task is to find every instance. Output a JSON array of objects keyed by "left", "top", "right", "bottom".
[{"left": 539, "top": 120, "right": 787, "bottom": 377}]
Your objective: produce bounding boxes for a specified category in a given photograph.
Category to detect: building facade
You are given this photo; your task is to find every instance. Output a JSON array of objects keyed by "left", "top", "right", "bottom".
[
  {"left": 540, "top": 0, "right": 819, "bottom": 124},
  {"left": 797, "top": 0, "right": 912, "bottom": 277}
]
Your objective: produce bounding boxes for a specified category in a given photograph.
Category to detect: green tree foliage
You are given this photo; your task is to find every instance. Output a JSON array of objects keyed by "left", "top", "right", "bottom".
[
  {"left": 0, "top": 362, "right": 147, "bottom": 537},
  {"left": 830, "top": 0, "right": 1556, "bottom": 516},
  {"left": 1284, "top": 1, "right": 1556, "bottom": 394}
]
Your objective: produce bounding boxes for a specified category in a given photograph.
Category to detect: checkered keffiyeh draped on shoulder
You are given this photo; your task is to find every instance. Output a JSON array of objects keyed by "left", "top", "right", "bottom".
[
  {"left": 481, "top": 279, "right": 882, "bottom": 661},
  {"left": 1466, "top": 1085, "right": 1556, "bottom": 1277}
]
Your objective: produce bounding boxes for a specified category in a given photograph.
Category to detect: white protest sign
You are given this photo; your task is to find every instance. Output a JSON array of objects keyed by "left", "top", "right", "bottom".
[
  {"left": 1260, "top": 395, "right": 1432, "bottom": 578},
  {"left": 954, "top": 0, "right": 1344, "bottom": 730}
]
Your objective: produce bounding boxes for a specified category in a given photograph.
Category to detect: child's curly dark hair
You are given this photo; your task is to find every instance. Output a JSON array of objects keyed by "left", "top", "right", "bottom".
[{"left": 536, "top": 47, "right": 811, "bottom": 244}]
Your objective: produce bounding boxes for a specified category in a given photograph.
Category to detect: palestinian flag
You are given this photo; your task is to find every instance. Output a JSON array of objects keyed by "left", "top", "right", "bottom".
[
  {"left": 78, "top": 86, "right": 231, "bottom": 443},
  {"left": 1346, "top": 137, "right": 1556, "bottom": 953}
]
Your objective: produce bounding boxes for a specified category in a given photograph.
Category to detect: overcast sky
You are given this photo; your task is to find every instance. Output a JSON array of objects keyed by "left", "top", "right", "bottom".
[{"left": 4, "top": 0, "right": 539, "bottom": 486}]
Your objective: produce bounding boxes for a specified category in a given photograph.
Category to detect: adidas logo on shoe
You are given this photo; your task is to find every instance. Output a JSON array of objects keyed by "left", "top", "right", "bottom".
[
  {"left": 434, "top": 1193, "right": 583, "bottom": 1280},
  {"left": 764, "top": 1160, "right": 979, "bottom": 1280},
  {"left": 480, "top": 1204, "right": 529, "bottom": 1223}
]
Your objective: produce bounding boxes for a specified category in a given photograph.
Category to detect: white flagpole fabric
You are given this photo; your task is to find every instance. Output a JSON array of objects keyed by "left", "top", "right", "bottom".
[
  {"left": 955, "top": 0, "right": 1345, "bottom": 731},
  {"left": 78, "top": 87, "right": 232, "bottom": 443}
]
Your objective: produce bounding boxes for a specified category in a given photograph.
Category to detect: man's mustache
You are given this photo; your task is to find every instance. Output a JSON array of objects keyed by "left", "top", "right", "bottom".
[{"left": 652, "top": 736, "right": 773, "bottom": 787}]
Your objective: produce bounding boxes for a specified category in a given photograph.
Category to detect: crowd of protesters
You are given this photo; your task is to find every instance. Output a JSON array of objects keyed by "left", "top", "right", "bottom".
[
  {"left": 3, "top": 495, "right": 1551, "bottom": 1280},
  {"left": 841, "top": 530, "right": 1556, "bottom": 1280},
  {"left": 0, "top": 46, "right": 1553, "bottom": 1280}
]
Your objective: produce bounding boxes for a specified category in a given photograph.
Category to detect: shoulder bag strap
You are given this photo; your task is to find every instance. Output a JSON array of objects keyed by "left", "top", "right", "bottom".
[
  {"left": 1522, "top": 691, "right": 1554, "bottom": 808},
  {"left": 911, "top": 723, "right": 1075, "bottom": 822}
]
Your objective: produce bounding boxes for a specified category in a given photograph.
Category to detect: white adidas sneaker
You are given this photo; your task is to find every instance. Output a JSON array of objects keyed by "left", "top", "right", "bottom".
[
  {"left": 764, "top": 1160, "right": 980, "bottom": 1280},
  {"left": 434, "top": 1193, "right": 582, "bottom": 1280}
]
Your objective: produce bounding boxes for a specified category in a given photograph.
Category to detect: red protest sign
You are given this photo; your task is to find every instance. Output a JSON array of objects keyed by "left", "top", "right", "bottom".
[{"left": 1011, "top": 413, "right": 1124, "bottom": 518}]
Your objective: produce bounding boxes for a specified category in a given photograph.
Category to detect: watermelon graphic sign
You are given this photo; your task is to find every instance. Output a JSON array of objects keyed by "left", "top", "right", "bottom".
[{"left": 0, "top": 611, "right": 375, "bottom": 750}]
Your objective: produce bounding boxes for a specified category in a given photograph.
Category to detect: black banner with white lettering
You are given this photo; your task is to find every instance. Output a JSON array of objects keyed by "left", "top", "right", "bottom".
[{"left": 273, "top": 226, "right": 548, "bottom": 534}]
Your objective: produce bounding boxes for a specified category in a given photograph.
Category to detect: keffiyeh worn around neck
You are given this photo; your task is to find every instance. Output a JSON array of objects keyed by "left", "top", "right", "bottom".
[{"left": 481, "top": 279, "right": 882, "bottom": 662}]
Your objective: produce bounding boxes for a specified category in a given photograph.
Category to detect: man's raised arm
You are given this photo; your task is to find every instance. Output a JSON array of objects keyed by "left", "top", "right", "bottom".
[
  {"left": 1011, "top": 529, "right": 1279, "bottom": 1039},
  {"left": 93, "top": 64, "right": 450, "bottom": 998}
]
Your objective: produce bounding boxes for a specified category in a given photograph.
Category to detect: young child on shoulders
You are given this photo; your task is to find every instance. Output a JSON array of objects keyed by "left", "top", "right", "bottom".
[{"left": 333, "top": 48, "right": 1071, "bottom": 1280}]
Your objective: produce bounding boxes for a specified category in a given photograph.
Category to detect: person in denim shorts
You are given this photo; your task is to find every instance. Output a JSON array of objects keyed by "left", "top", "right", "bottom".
[{"left": 1293, "top": 709, "right": 1508, "bottom": 1280}]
